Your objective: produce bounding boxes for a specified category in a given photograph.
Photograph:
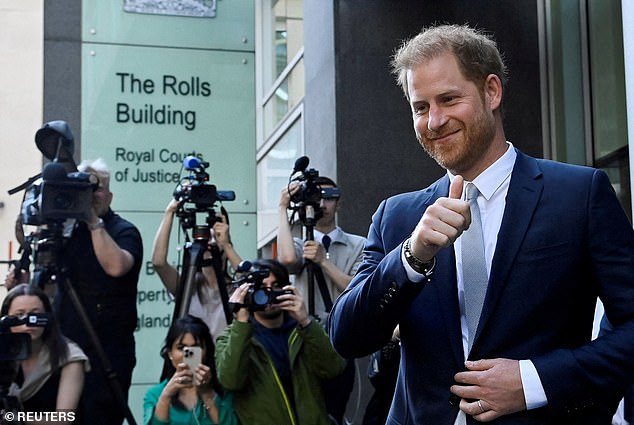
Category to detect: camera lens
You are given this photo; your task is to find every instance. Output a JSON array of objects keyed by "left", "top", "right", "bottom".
[{"left": 252, "top": 288, "right": 271, "bottom": 306}]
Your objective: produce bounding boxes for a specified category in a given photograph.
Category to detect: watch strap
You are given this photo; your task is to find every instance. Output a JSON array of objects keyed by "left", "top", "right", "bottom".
[{"left": 404, "top": 238, "right": 435, "bottom": 278}]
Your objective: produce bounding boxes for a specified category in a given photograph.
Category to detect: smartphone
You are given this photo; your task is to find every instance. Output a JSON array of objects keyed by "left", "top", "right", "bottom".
[{"left": 182, "top": 346, "right": 203, "bottom": 385}]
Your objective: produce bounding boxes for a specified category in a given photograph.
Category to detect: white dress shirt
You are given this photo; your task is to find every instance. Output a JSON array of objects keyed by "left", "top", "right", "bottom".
[{"left": 401, "top": 143, "right": 547, "bottom": 415}]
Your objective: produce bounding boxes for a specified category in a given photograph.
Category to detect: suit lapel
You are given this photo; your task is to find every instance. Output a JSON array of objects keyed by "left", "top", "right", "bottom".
[{"left": 474, "top": 151, "right": 543, "bottom": 345}]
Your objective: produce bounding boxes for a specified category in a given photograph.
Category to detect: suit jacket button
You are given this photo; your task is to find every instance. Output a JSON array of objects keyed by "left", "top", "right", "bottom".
[{"left": 449, "top": 394, "right": 460, "bottom": 406}]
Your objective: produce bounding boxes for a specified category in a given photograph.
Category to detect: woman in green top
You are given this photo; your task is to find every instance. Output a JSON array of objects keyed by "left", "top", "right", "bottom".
[{"left": 144, "top": 315, "right": 238, "bottom": 425}]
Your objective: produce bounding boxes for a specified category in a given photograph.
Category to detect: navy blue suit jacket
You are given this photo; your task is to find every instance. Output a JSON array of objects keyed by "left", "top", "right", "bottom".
[{"left": 329, "top": 150, "right": 634, "bottom": 424}]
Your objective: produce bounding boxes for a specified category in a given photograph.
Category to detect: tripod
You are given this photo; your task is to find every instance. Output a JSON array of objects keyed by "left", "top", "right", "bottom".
[
  {"left": 296, "top": 204, "right": 333, "bottom": 319},
  {"left": 172, "top": 208, "right": 233, "bottom": 326},
  {"left": 31, "top": 222, "right": 137, "bottom": 425},
  {"left": 174, "top": 238, "right": 233, "bottom": 325}
]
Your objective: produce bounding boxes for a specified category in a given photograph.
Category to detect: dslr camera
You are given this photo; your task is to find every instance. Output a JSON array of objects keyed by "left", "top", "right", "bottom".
[{"left": 232, "top": 261, "right": 292, "bottom": 312}]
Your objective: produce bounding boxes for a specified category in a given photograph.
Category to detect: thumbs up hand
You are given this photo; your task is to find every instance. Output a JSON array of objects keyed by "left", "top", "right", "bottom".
[{"left": 409, "top": 175, "right": 471, "bottom": 261}]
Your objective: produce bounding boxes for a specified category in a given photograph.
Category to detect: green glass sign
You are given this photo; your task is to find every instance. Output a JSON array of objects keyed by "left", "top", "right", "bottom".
[{"left": 80, "top": 2, "right": 255, "bottom": 421}]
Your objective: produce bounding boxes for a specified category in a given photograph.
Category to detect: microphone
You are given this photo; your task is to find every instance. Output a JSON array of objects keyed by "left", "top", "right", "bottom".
[
  {"left": 293, "top": 156, "right": 309, "bottom": 173},
  {"left": 236, "top": 260, "right": 253, "bottom": 273},
  {"left": 183, "top": 155, "right": 209, "bottom": 171},
  {"left": 42, "top": 162, "right": 68, "bottom": 182}
]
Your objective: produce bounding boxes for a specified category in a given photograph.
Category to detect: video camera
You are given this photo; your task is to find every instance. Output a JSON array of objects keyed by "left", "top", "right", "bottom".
[
  {"left": 173, "top": 155, "right": 235, "bottom": 229},
  {"left": 0, "top": 313, "right": 49, "bottom": 418},
  {"left": 173, "top": 155, "right": 236, "bottom": 209},
  {"left": 289, "top": 156, "right": 321, "bottom": 206},
  {"left": 287, "top": 156, "right": 340, "bottom": 225},
  {"left": 231, "top": 261, "right": 292, "bottom": 312},
  {"left": 18, "top": 121, "right": 98, "bottom": 226},
  {"left": 0, "top": 314, "right": 49, "bottom": 362}
]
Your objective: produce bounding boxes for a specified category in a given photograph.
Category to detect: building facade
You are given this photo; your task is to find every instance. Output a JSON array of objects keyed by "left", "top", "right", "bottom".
[{"left": 1, "top": 0, "right": 632, "bottom": 423}]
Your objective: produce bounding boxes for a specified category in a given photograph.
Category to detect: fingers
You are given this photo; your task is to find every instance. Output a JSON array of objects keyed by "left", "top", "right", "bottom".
[
  {"left": 410, "top": 176, "right": 470, "bottom": 259},
  {"left": 451, "top": 358, "right": 525, "bottom": 421},
  {"left": 166, "top": 198, "right": 181, "bottom": 212},
  {"left": 459, "top": 398, "right": 498, "bottom": 422},
  {"left": 465, "top": 359, "right": 495, "bottom": 371},
  {"left": 228, "top": 282, "right": 250, "bottom": 303},
  {"left": 449, "top": 175, "right": 464, "bottom": 199},
  {"left": 280, "top": 183, "right": 300, "bottom": 207},
  {"left": 302, "top": 241, "right": 325, "bottom": 263},
  {"left": 195, "top": 364, "right": 211, "bottom": 386},
  {"left": 171, "top": 365, "right": 194, "bottom": 387}
]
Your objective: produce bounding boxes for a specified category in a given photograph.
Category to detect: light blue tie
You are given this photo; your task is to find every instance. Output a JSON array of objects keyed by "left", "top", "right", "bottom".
[{"left": 462, "top": 183, "right": 488, "bottom": 352}]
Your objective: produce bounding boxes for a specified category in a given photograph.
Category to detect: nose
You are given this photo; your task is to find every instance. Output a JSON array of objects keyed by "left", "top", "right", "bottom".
[{"left": 427, "top": 105, "right": 446, "bottom": 131}]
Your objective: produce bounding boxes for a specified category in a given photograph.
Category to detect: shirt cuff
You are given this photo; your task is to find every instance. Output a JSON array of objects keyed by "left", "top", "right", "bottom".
[
  {"left": 401, "top": 244, "right": 426, "bottom": 283},
  {"left": 519, "top": 359, "right": 548, "bottom": 409}
]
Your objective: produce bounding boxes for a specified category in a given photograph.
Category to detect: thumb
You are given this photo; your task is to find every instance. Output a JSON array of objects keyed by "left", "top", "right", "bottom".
[{"left": 449, "top": 175, "right": 464, "bottom": 199}]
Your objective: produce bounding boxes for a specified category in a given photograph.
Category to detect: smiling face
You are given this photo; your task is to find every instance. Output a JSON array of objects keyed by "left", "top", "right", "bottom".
[
  {"left": 407, "top": 52, "right": 502, "bottom": 180},
  {"left": 7, "top": 295, "right": 45, "bottom": 341}
]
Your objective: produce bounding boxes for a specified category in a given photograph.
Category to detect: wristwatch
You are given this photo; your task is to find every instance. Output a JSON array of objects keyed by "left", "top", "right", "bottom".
[
  {"left": 88, "top": 218, "right": 105, "bottom": 231},
  {"left": 403, "top": 238, "right": 435, "bottom": 278}
]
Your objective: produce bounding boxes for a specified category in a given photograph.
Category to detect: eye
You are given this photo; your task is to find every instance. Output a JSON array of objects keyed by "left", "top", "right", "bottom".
[
  {"left": 441, "top": 94, "right": 460, "bottom": 105},
  {"left": 413, "top": 104, "right": 428, "bottom": 115}
]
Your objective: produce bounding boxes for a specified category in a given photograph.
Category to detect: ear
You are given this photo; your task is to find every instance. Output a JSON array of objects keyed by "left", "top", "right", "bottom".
[{"left": 483, "top": 74, "right": 502, "bottom": 111}]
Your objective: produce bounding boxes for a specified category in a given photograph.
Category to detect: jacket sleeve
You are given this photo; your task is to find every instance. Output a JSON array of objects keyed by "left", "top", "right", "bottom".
[
  {"left": 532, "top": 169, "right": 634, "bottom": 415},
  {"left": 329, "top": 199, "right": 427, "bottom": 359},
  {"left": 143, "top": 382, "right": 167, "bottom": 425},
  {"left": 215, "top": 320, "right": 254, "bottom": 391},
  {"left": 299, "top": 321, "right": 346, "bottom": 379}
]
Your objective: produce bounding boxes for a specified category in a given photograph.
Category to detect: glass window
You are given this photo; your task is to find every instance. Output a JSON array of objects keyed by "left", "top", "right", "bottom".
[
  {"left": 266, "top": 0, "right": 303, "bottom": 88},
  {"left": 256, "top": 0, "right": 305, "bottom": 246},
  {"left": 587, "top": 1, "right": 629, "bottom": 220},
  {"left": 263, "top": 58, "right": 304, "bottom": 137},
  {"left": 257, "top": 119, "right": 302, "bottom": 243},
  {"left": 547, "top": 0, "right": 588, "bottom": 165}
]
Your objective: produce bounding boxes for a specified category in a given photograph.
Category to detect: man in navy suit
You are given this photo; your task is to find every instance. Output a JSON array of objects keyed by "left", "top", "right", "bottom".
[{"left": 328, "top": 24, "right": 634, "bottom": 424}]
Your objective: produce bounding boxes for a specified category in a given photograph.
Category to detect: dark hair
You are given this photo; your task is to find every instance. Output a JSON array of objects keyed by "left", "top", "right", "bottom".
[
  {"left": 1, "top": 284, "right": 69, "bottom": 369},
  {"left": 392, "top": 24, "right": 508, "bottom": 102},
  {"left": 314, "top": 176, "right": 337, "bottom": 188},
  {"left": 159, "top": 315, "right": 222, "bottom": 396},
  {"left": 252, "top": 259, "right": 290, "bottom": 287}
]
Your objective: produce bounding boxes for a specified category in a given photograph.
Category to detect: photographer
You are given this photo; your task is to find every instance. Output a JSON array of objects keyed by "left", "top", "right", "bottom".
[
  {"left": 54, "top": 158, "right": 143, "bottom": 425},
  {"left": 143, "top": 315, "right": 238, "bottom": 425},
  {"left": 2, "top": 284, "right": 89, "bottom": 421},
  {"left": 215, "top": 259, "right": 345, "bottom": 425},
  {"left": 152, "top": 198, "right": 242, "bottom": 340},
  {"left": 277, "top": 177, "right": 365, "bottom": 319},
  {"left": 277, "top": 176, "right": 366, "bottom": 423}
]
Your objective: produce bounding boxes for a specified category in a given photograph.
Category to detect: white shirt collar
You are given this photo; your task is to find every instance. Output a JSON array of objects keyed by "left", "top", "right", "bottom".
[
  {"left": 314, "top": 227, "right": 342, "bottom": 244},
  {"left": 448, "top": 142, "right": 516, "bottom": 200}
]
